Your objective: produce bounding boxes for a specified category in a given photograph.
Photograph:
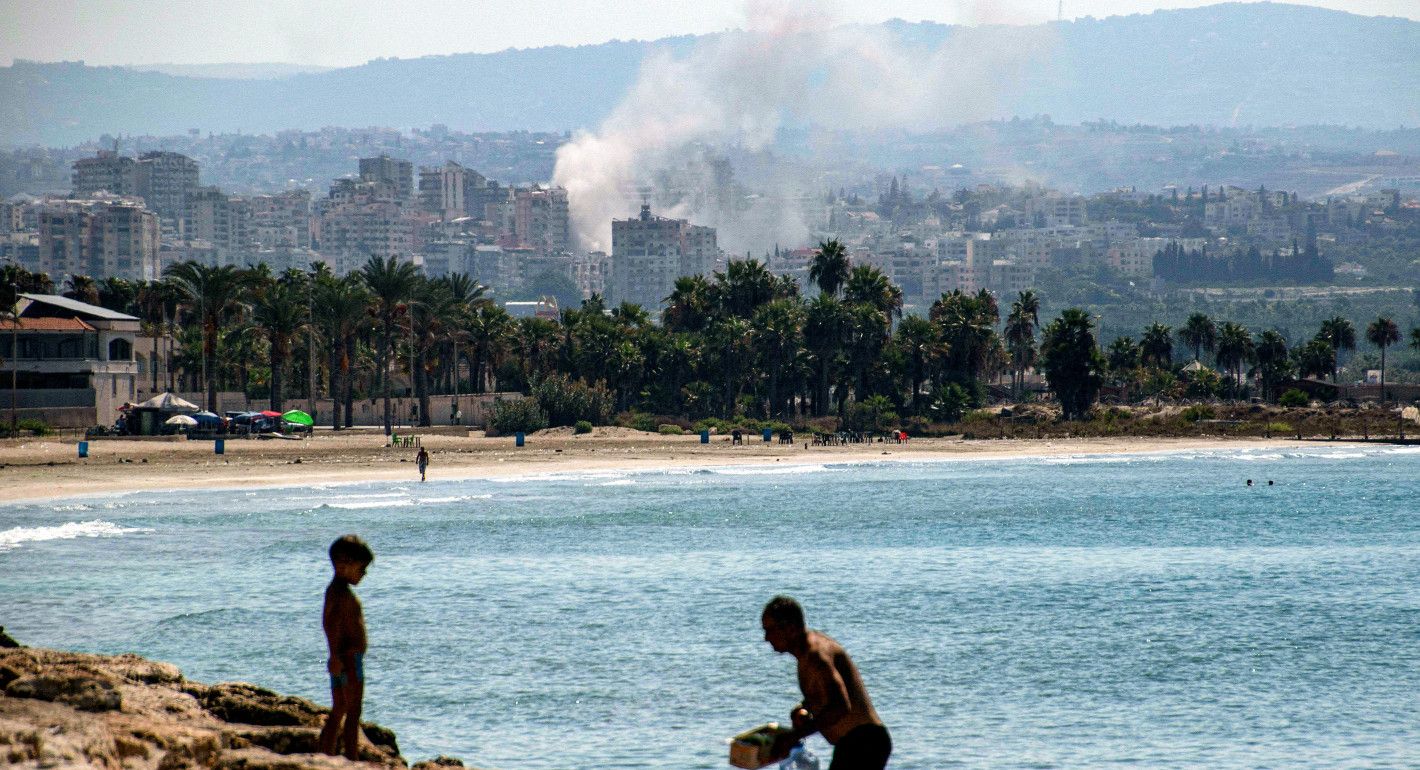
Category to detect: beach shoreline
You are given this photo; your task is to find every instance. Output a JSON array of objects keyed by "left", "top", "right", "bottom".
[{"left": 0, "top": 430, "right": 1311, "bottom": 504}]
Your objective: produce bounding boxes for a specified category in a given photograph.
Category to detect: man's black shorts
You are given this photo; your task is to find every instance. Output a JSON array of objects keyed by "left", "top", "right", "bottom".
[{"left": 829, "top": 723, "right": 892, "bottom": 770}]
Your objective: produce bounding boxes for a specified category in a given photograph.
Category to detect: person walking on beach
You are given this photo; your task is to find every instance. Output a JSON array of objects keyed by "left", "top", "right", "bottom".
[
  {"left": 761, "top": 595, "right": 891, "bottom": 770},
  {"left": 319, "top": 535, "right": 373, "bottom": 760},
  {"left": 416, "top": 446, "right": 429, "bottom": 482}
]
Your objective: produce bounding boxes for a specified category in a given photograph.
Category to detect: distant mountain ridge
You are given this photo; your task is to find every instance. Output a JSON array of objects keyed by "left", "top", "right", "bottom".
[{"left": 2, "top": 3, "right": 1417, "bottom": 146}]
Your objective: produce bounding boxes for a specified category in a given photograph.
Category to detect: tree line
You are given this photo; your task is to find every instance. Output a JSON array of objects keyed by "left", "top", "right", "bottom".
[{"left": 4, "top": 247, "right": 1418, "bottom": 434}]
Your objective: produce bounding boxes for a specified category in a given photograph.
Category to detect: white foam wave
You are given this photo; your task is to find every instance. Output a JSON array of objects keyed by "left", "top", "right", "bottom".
[
  {"left": 710, "top": 463, "right": 832, "bottom": 476},
  {"left": 1042, "top": 456, "right": 1131, "bottom": 466},
  {"left": 415, "top": 494, "right": 494, "bottom": 503},
  {"left": 0, "top": 520, "right": 152, "bottom": 552},
  {"left": 323, "top": 500, "right": 415, "bottom": 510},
  {"left": 596, "top": 479, "right": 637, "bottom": 487}
]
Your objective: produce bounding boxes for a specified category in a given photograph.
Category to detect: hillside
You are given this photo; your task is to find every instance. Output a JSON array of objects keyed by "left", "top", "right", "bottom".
[{"left": 1, "top": 3, "right": 1417, "bottom": 146}]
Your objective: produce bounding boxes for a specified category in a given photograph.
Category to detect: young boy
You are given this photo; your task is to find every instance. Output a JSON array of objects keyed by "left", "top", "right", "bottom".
[{"left": 319, "top": 534, "right": 373, "bottom": 760}]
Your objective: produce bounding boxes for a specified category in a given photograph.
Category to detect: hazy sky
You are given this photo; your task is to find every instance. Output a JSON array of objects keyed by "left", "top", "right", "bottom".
[{"left": 2, "top": 0, "right": 1416, "bottom": 68}]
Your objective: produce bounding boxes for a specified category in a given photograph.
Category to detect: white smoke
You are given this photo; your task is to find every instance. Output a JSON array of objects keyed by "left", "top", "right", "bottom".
[{"left": 553, "top": 0, "right": 1056, "bottom": 253}]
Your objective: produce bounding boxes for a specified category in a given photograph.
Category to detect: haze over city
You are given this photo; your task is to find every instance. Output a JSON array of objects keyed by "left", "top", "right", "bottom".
[{"left": 3, "top": 0, "right": 1418, "bottom": 67}]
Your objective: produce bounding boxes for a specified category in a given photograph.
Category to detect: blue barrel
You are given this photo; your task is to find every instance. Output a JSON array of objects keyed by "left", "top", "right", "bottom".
[
  {"left": 700, "top": 430, "right": 710, "bottom": 444},
  {"left": 215, "top": 439, "right": 225, "bottom": 455},
  {"left": 77, "top": 441, "right": 88, "bottom": 458},
  {"left": 762, "top": 428, "right": 773, "bottom": 442},
  {"left": 515, "top": 432, "right": 525, "bottom": 447}
]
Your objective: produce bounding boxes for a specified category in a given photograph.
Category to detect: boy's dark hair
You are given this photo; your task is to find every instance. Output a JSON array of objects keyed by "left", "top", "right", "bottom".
[
  {"left": 329, "top": 534, "right": 374, "bottom": 565},
  {"left": 762, "top": 595, "right": 805, "bottom": 629}
]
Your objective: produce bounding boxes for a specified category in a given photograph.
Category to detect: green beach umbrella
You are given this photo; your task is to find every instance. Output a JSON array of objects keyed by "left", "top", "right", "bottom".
[{"left": 281, "top": 409, "right": 314, "bottom": 427}]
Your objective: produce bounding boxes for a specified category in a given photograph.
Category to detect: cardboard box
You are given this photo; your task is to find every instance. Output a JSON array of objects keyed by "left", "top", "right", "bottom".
[{"left": 729, "top": 722, "right": 794, "bottom": 769}]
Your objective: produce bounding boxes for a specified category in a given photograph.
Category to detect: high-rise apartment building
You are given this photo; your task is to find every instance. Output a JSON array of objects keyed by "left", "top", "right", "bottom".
[
  {"left": 38, "top": 199, "right": 161, "bottom": 281},
  {"left": 358, "top": 155, "right": 414, "bottom": 204},
  {"left": 72, "top": 151, "right": 138, "bottom": 197},
  {"left": 134, "top": 151, "right": 200, "bottom": 237},
  {"left": 251, "top": 190, "right": 313, "bottom": 249},
  {"left": 185, "top": 187, "right": 253, "bottom": 264},
  {"left": 610, "top": 204, "right": 718, "bottom": 310},
  {"left": 418, "top": 161, "right": 473, "bottom": 220},
  {"left": 513, "top": 186, "right": 570, "bottom": 256}
]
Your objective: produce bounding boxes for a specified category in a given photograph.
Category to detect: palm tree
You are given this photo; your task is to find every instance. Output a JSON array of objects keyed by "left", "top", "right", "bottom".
[
  {"left": 750, "top": 298, "right": 805, "bottom": 418},
  {"left": 1140, "top": 323, "right": 1173, "bottom": 368},
  {"left": 250, "top": 276, "right": 310, "bottom": 412},
  {"left": 894, "top": 315, "right": 938, "bottom": 412},
  {"left": 1178, "top": 312, "right": 1216, "bottom": 363},
  {"left": 163, "top": 261, "right": 252, "bottom": 411},
  {"left": 97, "top": 277, "right": 137, "bottom": 313},
  {"left": 313, "top": 275, "right": 370, "bottom": 430},
  {"left": 663, "top": 275, "right": 714, "bottom": 333},
  {"left": 1039, "top": 309, "right": 1105, "bottom": 420},
  {"left": 360, "top": 256, "right": 421, "bottom": 435},
  {"left": 1318, "top": 316, "right": 1356, "bottom": 383},
  {"left": 808, "top": 239, "right": 850, "bottom": 297},
  {"left": 843, "top": 264, "right": 903, "bottom": 323},
  {"left": 1253, "top": 330, "right": 1291, "bottom": 402},
  {"left": 714, "top": 259, "right": 777, "bottom": 318},
  {"left": 1004, "top": 298, "right": 1038, "bottom": 400},
  {"left": 1365, "top": 316, "right": 1400, "bottom": 403},
  {"left": 1214, "top": 321, "right": 1256, "bottom": 398},
  {"left": 1293, "top": 338, "right": 1335, "bottom": 381},
  {"left": 466, "top": 304, "right": 515, "bottom": 394},
  {"left": 63, "top": 274, "right": 100, "bottom": 305},
  {"left": 803, "top": 294, "right": 848, "bottom": 416},
  {"left": 931, "top": 290, "right": 999, "bottom": 393}
]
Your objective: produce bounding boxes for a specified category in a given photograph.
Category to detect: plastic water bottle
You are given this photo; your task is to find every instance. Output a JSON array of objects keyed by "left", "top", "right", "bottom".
[{"left": 779, "top": 744, "right": 820, "bottom": 770}]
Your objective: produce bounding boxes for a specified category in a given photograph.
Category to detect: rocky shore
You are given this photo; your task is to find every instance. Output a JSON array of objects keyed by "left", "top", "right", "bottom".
[{"left": 0, "top": 644, "right": 477, "bottom": 770}]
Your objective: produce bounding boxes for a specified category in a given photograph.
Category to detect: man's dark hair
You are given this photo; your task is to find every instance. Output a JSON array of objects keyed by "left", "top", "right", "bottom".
[
  {"left": 329, "top": 534, "right": 374, "bottom": 565},
  {"left": 762, "top": 595, "right": 805, "bottom": 629}
]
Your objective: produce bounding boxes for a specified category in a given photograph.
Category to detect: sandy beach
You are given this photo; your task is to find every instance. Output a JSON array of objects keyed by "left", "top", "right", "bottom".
[{"left": 0, "top": 429, "right": 1304, "bottom": 503}]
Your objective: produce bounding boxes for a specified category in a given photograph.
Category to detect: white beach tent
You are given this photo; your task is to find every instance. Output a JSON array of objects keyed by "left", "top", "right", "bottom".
[{"left": 136, "top": 392, "right": 200, "bottom": 413}]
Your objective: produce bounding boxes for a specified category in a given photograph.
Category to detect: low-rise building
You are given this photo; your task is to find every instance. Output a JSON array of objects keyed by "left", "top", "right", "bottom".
[{"left": 0, "top": 293, "right": 141, "bottom": 427}]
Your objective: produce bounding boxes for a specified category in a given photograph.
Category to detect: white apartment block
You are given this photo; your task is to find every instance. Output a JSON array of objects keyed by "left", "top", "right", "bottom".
[
  {"left": 611, "top": 204, "right": 718, "bottom": 310},
  {"left": 513, "top": 186, "right": 571, "bottom": 256},
  {"left": 1023, "top": 194, "right": 1088, "bottom": 227},
  {"left": 37, "top": 198, "right": 161, "bottom": 282}
]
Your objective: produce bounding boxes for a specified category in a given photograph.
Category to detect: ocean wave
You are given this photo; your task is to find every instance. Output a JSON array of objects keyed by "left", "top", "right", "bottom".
[
  {"left": 320, "top": 500, "right": 415, "bottom": 510},
  {"left": 415, "top": 494, "right": 493, "bottom": 503},
  {"left": 595, "top": 479, "right": 637, "bottom": 486},
  {"left": 709, "top": 463, "right": 832, "bottom": 476},
  {"left": 1041, "top": 456, "right": 1132, "bottom": 466},
  {"left": 0, "top": 520, "right": 153, "bottom": 552}
]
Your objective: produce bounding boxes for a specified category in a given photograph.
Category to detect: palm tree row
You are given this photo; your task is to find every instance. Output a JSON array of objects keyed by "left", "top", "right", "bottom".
[{"left": 9, "top": 252, "right": 1419, "bottom": 428}]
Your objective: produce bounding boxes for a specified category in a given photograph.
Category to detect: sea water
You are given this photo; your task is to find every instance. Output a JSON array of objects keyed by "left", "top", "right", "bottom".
[{"left": 3, "top": 445, "right": 1418, "bottom": 769}]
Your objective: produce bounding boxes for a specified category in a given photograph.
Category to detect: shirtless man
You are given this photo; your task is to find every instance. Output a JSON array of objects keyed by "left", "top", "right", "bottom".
[
  {"left": 319, "top": 535, "right": 373, "bottom": 760},
  {"left": 762, "top": 596, "right": 891, "bottom": 770}
]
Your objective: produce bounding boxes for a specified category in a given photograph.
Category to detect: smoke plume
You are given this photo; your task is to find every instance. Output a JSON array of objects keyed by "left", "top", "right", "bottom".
[{"left": 553, "top": 0, "right": 1055, "bottom": 253}]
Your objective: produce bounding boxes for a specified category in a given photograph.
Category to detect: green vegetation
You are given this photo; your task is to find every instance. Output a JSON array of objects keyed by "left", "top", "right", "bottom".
[
  {"left": 489, "top": 398, "right": 547, "bottom": 435},
  {"left": 573, "top": 420, "right": 593, "bottom": 435}
]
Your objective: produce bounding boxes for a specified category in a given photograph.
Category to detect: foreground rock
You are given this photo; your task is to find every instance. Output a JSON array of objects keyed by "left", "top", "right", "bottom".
[{"left": 0, "top": 647, "right": 479, "bottom": 770}]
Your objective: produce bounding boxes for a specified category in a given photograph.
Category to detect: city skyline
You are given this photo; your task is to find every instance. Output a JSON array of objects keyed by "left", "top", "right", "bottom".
[{"left": 3, "top": 0, "right": 1418, "bottom": 68}]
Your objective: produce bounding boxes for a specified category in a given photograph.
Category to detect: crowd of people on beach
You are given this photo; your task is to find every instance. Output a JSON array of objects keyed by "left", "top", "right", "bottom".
[{"left": 320, "top": 534, "right": 891, "bottom": 769}]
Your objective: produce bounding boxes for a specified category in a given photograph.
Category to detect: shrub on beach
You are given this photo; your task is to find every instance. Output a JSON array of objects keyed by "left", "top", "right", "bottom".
[
  {"left": 2, "top": 418, "right": 52, "bottom": 437},
  {"left": 574, "top": 420, "right": 593, "bottom": 435},
  {"left": 489, "top": 398, "right": 548, "bottom": 435},
  {"left": 532, "top": 374, "right": 613, "bottom": 427},
  {"left": 657, "top": 424, "right": 684, "bottom": 435},
  {"left": 1181, "top": 404, "right": 1216, "bottom": 422},
  {"left": 1278, "top": 389, "right": 1309, "bottom": 408}
]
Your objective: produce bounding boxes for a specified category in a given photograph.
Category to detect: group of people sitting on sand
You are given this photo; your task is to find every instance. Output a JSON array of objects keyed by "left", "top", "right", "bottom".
[{"left": 321, "top": 534, "right": 891, "bottom": 770}]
